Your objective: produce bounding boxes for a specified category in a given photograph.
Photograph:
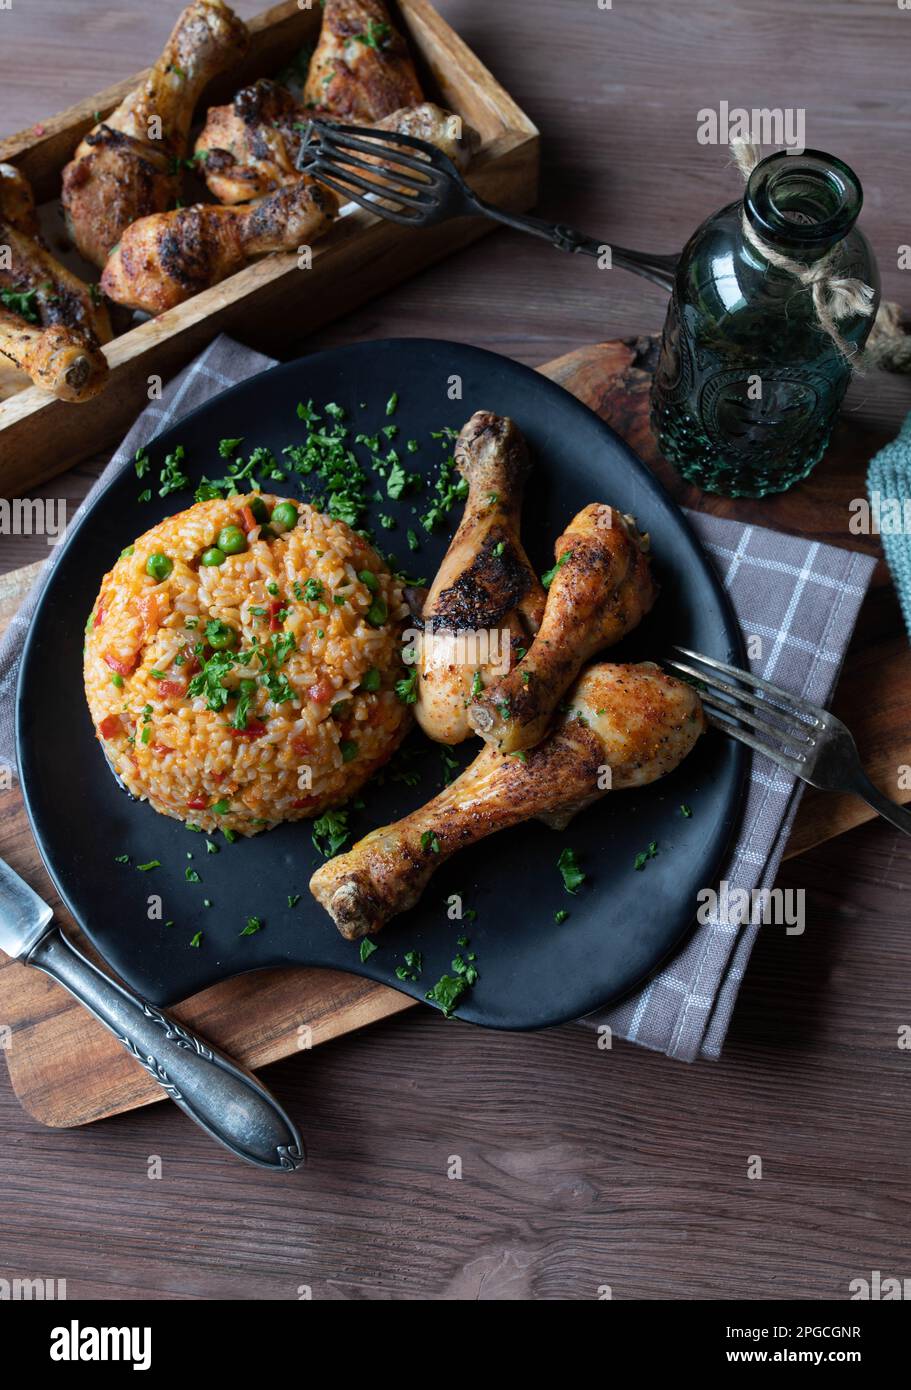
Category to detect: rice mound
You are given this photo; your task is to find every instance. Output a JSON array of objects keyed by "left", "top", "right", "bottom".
[{"left": 83, "top": 495, "right": 411, "bottom": 836}]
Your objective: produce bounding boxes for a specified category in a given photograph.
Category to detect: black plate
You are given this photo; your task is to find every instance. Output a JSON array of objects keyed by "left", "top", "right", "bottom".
[{"left": 17, "top": 339, "right": 746, "bottom": 1028}]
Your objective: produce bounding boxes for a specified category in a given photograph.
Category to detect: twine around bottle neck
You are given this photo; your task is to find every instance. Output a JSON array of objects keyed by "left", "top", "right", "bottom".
[{"left": 730, "top": 140, "right": 875, "bottom": 364}]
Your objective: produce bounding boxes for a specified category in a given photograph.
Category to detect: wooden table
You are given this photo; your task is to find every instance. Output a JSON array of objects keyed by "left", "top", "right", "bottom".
[{"left": 1, "top": 0, "right": 910, "bottom": 1300}]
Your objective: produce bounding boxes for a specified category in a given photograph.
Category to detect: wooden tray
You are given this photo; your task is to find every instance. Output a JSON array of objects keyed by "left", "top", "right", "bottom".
[
  {"left": 0, "top": 0, "right": 539, "bottom": 495},
  {"left": 0, "top": 337, "right": 904, "bottom": 1128}
]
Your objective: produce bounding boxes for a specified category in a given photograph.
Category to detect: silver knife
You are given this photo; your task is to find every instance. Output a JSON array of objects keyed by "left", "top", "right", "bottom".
[{"left": 0, "top": 856, "right": 304, "bottom": 1172}]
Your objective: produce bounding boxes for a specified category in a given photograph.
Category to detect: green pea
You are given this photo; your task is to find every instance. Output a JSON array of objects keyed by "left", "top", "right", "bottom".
[
  {"left": 271, "top": 501, "right": 299, "bottom": 532},
  {"left": 248, "top": 496, "right": 269, "bottom": 524},
  {"left": 145, "top": 552, "right": 173, "bottom": 582},
  {"left": 217, "top": 525, "right": 247, "bottom": 556},
  {"left": 201, "top": 547, "right": 226, "bottom": 567},
  {"left": 367, "top": 597, "right": 388, "bottom": 628},
  {"left": 205, "top": 619, "right": 236, "bottom": 650},
  {"left": 358, "top": 569, "right": 379, "bottom": 592}
]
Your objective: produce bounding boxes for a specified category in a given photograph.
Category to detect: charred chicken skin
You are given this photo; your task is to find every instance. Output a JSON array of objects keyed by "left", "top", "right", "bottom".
[
  {"left": 468, "top": 504, "right": 658, "bottom": 753},
  {"left": 196, "top": 89, "right": 477, "bottom": 204},
  {"left": 304, "top": 0, "right": 423, "bottom": 122},
  {"left": 415, "top": 411, "right": 546, "bottom": 745},
  {"left": 100, "top": 179, "right": 339, "bottom": 314},
  {"left": 310, "top": 662, "right": 704, "bottom": 939},
  {"left": 61, "top": 0, "right": 249, "bottom": 266}
]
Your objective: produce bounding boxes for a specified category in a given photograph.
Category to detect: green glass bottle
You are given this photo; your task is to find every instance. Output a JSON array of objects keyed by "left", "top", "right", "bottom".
[{"left": 650, "top": 150, "right": 879, "bottom": 497}]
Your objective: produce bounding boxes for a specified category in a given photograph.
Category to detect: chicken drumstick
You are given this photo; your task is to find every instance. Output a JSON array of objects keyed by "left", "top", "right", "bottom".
[
  {"left": 61, "top": 0, "right": 249, "bottom": 267},
  {"left": 0, "top": 308, "right": 108, "bottom": 403},
  {"left": 415, "top": 411, "right": 546, "bottom": 745},
  {"left": 100, "top": 179, "right": 339, "bottom": 314},
  {"left": 305, "top": 0, "right": 423, "bottom": 122},
  {"left": 197, "top": 91, "right": 477, "bottom": 205},
  {"left": 468, "top": 504, "right": 658, "bottom": 753},
  {"left": 311, "top": 662, "right": 704, "bottom": 939}
]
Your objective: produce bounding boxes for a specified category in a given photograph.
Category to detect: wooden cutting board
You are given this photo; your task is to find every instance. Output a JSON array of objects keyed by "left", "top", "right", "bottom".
[{"left": 1, "top": 336, "right": 905, "bottom": 1128}]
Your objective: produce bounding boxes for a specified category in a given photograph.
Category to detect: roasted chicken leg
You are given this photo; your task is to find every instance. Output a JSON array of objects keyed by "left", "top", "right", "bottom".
[
  {"left": 305, "top": 0, "right": 423, "bottom": 122},
  {"left": 0, "top": 163, "right": 39, "bottom": 238},
  {"left": 61, "top": 0, "right": 249, "bottom": 266},
  {"left": 468, "top": 504, "right": 658, "bottom": 753},
  {"left": 0, "top": 217, "right": 112, "bottom": 347},
  {"left": 196, "top": 90, "right": 477, "bottom": 204},
  {"left": 415, "top": 411, "right": 546, "bottom": 745},
  {"left": 0, "top": 307, "right": 108, "bottom": 402},
  {"left": 0, "top": 167, "right": 110, "bottom": 398},
  {"left": 311, "top": 662, "right": 704, "bottom": 939},
  {"left": 100, "top": 179, "right": 339, "bottom": 314}
]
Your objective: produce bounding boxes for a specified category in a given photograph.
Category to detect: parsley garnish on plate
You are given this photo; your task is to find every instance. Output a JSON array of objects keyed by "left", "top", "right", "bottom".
[
  {"left": 557, "top": 847, "right": 586, "bottom": 894},
  {"left": 312, "top": 809, "right": 350, "bottom": 858},
  {"left": 240, "top": 917, "right": 263, "bottom": 936},
  {"left": 634, "top": 841, "right": 659, "bottom": 871},
  {"left": 360, "top": 938, "right": 378, "bottom": 962}
]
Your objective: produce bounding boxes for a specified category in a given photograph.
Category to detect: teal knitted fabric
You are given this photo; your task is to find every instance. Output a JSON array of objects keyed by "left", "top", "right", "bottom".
[{"left": 867, "top": 410, "right": 911, "bottom": 640}]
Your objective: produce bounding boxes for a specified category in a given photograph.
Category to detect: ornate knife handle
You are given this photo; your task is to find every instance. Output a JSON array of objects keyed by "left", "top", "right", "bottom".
[{"left": 27, "top": 927, "right": 304, "bottom": 1172}]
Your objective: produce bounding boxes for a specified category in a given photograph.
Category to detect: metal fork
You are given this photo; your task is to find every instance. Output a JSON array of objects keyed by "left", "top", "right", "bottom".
[
  {"left": 666, "top": 646, "right": 911, "bottom": 836},
  {"left": 295, "top": 118, "right": 679, "bottom": 292}
]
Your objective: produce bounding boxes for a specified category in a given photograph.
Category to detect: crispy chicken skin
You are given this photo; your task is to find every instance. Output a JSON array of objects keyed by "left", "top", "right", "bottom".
[
  {"left": 197, "top": 88, "right": 477, "bottom": 204},
  {"left": 304, "top": 0, "right": 423, "bottom": 121},
  {"left": 310, "top": 663, "right": 705, "bottom": 939},
  {"left": 100, "top": 179, "right": 339, "bottom": 314},
  {"left": 415, "top": 411, "right": 546, "bottom": 745},
  {"left": 61, "top": 0, "right": 249, "bottom": 266},
  {"left": 0, "top": 163, "right": 39, "bottom": 238},
  {"left": 0, "top": 307, "right": 108, "bottom": 402},
  {"left": 469, "top": 504, "right": 658, "bottom": 753}
]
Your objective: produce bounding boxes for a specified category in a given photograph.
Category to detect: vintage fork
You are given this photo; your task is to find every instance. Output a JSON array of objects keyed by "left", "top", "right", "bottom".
[
  {"left": 295, "top": 119, "right": 680, "bottom": 292},
  {"left": 666, "top": 646, "right": 911, "bottom": 836}
]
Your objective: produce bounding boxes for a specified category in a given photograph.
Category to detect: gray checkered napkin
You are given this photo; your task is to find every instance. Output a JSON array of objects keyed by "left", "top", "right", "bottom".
[{"left": 0, "top": 336, "right": 877, "bottom": 1061}]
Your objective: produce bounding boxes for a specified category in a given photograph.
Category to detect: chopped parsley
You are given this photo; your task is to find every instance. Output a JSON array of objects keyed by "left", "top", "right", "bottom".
[
  {"left": 542, "top": 551, "right": 573, "bottom": 589},
  {"left": 395, "top": 667, "right": 419, "bottom": 704},
  {"left": 0, "top": 286, "right": 40, "bottom": 323},
  {"left": 360, "top": 938, "right": 378, "bottom": 962},
  {"left": 240, "top": 916, "right": 263, "bottom": 936},
  {"left": 312, "top": 809, "right": 350, "bottom": 858},
  {"left": 557, "top": 846, "right": 586, "bottom": 894},
  {"left": 634, "top": 841, "right": 659, "bottom": 871},
  {"left": 420, "top": 830, "right": 441, "bottom": 854}
]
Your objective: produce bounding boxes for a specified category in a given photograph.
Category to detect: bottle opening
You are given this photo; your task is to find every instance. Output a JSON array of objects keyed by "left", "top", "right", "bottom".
[{"left": 745, "top": 150, "right": 863, "bottom": 251}]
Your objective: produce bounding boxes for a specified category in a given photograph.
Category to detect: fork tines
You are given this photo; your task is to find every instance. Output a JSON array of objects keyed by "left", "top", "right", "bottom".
[
  {"left": 295, "top": 118, "right": 445, "bottom": 224},
  {"left": 664, "top": 645, "right": 823, "bottom": 771}
]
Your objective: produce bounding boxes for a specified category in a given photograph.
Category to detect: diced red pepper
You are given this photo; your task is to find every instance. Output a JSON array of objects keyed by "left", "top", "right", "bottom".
[
  {"left": 98, "top": 714, "right": 121, "bottom": 739},
  {"left": 307, "top": 679, "right": 334, "bottom": 705},
  {"left": 268, "top": 599, "right": 283, "bottom": 632},
  {"left": 291, "top": 734, "right": 314, "bottom": 757},
  {"left": 241, "top": 505, "right": 257, "bottom": 533},
  {"left": 152, "top": 743, "right": 173, "bottom": 756},
  {"left": 94, "top": 605, "right": 105, "bottom": 628},
  {"left": 157, "top": 679, "right": 187, "bottom": 699},
  {"left": 231, "top": 719, "right": 267, "bottom": 740},
  {"left": 103, "top": 651, "right": 137, "bottom": 677},
  {"left": 187, "top": 796, "right": 208, "bottom": 810},
  {"left": 291, "top": 797, "right": 318, "bottom": 809}
]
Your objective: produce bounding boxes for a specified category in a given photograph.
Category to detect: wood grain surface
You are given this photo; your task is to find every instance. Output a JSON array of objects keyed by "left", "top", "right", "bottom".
[{"left": 0, "top": 0, "right": 909, "bottom": 1302}]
